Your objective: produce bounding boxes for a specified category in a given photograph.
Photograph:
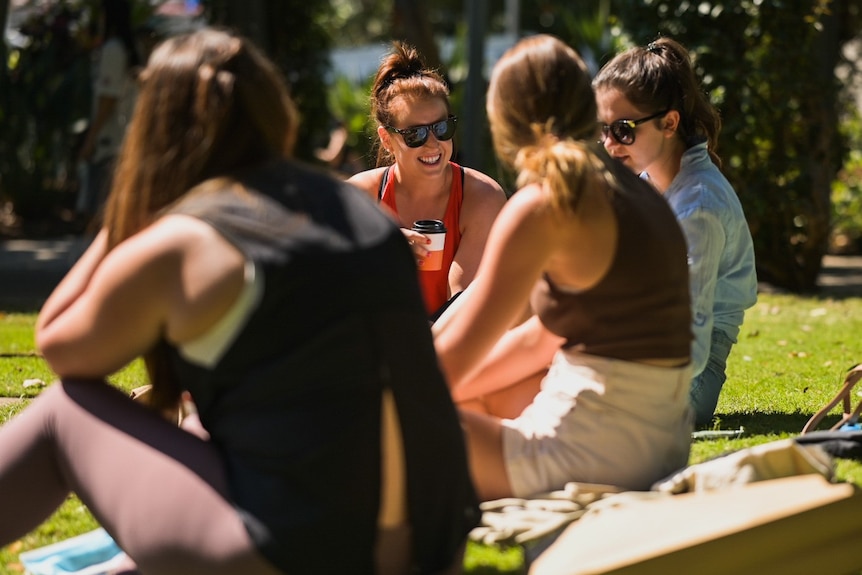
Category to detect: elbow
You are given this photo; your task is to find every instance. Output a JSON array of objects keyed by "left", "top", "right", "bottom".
[
  {"left": 36, "top": 329, "right": 90, "bottom": 379},
  {"left": 36, "top": 330, "right": 71, "bottom": 377},
  {"left": 35, "top": 326, "right": 55, "bottom": 364}
]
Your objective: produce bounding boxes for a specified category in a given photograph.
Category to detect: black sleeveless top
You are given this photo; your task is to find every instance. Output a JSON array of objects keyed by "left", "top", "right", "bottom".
[{"left": 164, "top": 160, "right": 479, "bottom": 574}]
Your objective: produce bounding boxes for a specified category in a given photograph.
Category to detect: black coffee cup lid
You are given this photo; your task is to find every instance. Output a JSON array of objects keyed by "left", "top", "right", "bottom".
[{"left": 412, "top": 219, "right": 446, "bottom": 232}]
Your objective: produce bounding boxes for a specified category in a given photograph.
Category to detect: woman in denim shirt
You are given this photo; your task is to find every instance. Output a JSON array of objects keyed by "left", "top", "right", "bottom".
[{"left": 593, "top": 37, "right": 758, "bottom": 426}]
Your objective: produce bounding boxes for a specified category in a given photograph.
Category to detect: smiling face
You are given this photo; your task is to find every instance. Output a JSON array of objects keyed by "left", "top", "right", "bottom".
[{"left": 378, "top": 95, "right": 453, "bottom": 178}]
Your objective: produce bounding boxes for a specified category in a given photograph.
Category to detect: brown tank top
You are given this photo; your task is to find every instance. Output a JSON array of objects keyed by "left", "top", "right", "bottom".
[{"left": 531, "top": 172, "right": 692, "bottom": 360}]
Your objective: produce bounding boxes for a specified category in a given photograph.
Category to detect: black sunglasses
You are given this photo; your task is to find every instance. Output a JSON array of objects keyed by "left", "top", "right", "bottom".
[
  {"left": 387, "top": 116, "right": 458, "bottom": 148},
  {"left": 600, "top": 109, "right": 669, "bottom": 145}
]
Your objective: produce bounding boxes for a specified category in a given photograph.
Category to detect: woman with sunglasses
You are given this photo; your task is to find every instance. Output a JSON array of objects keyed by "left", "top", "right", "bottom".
[
  {"left": 348, "top": 41, "right": 506, "bottom": 320},
  {"left": 593, "top": 37, "right": 757, "bottom": 427},
  {"left": 433, "top": 34, "right": 694, "bottom": 501}
]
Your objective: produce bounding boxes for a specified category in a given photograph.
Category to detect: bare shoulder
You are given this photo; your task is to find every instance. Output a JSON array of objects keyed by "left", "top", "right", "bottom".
[
  {"left": 145, "top": 213, "right": 222, "bottom": 248},
  {"left": 462, "top": 166, "right": 506, "bottom": 197},
  {"left": 461, "top": 167, "right": 507, "bottom": 215},
  {"left": 124, "top": 214, "right": 243, "bottom": 271},
  {"left": 346, "top": 167, "right": 388, "bottom": 199},
  {"left": 503, "top": 183, "right": 552, "bottom": 215}
]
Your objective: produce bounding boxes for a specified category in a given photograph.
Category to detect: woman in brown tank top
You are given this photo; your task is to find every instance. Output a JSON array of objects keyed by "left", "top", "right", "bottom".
[{"left": 434, "top": 35, "right": 695, "bottom": 501}]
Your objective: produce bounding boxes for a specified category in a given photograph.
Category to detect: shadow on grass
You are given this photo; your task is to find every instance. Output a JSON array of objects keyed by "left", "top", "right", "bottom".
[{"left": 705, "top": 410, "right": 840, "bottom": 436}]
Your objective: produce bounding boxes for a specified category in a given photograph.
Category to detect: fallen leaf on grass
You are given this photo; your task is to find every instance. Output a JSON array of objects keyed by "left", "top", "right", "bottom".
[
  {"left": 22, "top": 378, "right": 46, "bottom": 388},
  {"left": 810, "top": 308, "right": 827, "bottom": 317}
]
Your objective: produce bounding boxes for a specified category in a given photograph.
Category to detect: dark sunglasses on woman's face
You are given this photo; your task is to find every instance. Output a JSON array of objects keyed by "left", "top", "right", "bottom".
[
  {"left": 387, "top": 116, "right": 458, "bottom": 148},
  {"left": 600, "top": 109, "right": 669, "bottom": 146}
]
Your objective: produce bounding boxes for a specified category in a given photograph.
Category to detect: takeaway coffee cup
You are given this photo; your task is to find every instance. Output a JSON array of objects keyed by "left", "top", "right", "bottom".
[{"left": 412, "top": 219, "right": 446, "bottom": 271}]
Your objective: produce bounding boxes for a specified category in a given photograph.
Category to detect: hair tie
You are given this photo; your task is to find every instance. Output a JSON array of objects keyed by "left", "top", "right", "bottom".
[
  {"left": 647, "top": 42, "right": 660, "bottom": 54},
  {"left": 377, "top": 71, "right": 412, "bottom": 96}
]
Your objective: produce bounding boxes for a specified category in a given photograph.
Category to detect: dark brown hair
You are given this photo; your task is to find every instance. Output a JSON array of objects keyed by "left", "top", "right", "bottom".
[
  {"left": 592, "top": 36, "right": 722, "bottom": 166},
  {"left": 369, "top": 41, "right": 450, "bottom": 166}
]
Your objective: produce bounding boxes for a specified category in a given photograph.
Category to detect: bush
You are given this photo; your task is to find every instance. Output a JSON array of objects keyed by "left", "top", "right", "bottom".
[{"left": 831, "top": 111, "right": 862, "bottom": 253}]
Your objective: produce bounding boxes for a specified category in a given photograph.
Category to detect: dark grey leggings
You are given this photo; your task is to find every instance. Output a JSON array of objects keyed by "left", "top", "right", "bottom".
[{"left": 0, "top": 380, "right": 281, "bottom": 575}]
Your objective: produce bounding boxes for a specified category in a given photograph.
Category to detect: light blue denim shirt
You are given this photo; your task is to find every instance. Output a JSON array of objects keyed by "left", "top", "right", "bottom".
[{"left": 647, "top": 142, "right": 758, "bottom": 377}]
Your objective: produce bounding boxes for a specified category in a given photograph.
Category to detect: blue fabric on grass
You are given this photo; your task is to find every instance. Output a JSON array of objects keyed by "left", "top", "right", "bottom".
[{"left": 19, "top": 528, "right": 126, "bottom": 575}]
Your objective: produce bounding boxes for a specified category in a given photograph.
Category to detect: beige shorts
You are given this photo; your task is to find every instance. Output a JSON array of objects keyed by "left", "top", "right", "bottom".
[{"left": 502, "top": 350, "right": 693, "bottom": 497}]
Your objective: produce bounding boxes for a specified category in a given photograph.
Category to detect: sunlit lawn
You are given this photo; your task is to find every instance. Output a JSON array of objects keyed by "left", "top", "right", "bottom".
[{"left": 2, "top": 292, "right": 862, "bottom": 573}]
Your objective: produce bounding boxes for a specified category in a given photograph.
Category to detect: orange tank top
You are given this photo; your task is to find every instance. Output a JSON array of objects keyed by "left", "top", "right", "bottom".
[{"left": 378, "top": 162, "right": 464, "bottom": 316}]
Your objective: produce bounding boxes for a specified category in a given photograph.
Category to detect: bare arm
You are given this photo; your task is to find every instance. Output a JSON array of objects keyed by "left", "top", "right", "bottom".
[
  {"left": 434, "top": 184, "right": 562, "bottom": 390},
  {"left": 37, "top": 229, "right": 110, "bottom": 333},
  {"left": 447, "top": 169, "right": 507, "bottom": 295},
  {"left": 36, "top": 216, "right": 245, "bottom": 379},
  {"left": 449, "top": 315, "right": 563, "bottom": 403}
]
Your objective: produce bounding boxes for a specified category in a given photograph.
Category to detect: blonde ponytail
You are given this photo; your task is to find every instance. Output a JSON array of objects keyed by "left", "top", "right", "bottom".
[{"left": 512, "top": 123, "right": 603, "bottom": 214}]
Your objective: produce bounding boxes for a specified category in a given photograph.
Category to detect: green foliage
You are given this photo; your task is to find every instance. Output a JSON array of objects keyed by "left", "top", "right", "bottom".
[
  {"left": 317, "top": 0, "right": 393, "bottom": 48},
  {"left": 326, "top": 73, "right": 377, "bottom": 171},
  {"left": 831, "top": 110, "right": 862, "bottom": 252},
  {"left": 464, "top": 542, "right": 524, "bottom": 574},
  {"left": 1, "top": 0, "right": 333, "bottom": 225},
  {"left": 206, "top": 0, "right": 336, "bottom": 165},
  {"left": 0, "top": 2, "right": 92, "bottom": 221},
  {"left": 267, "top": 3, "right": 334, "bottom": 165},
  {"left": 604, "top": 0, "right": 861, "bottom": 292}
]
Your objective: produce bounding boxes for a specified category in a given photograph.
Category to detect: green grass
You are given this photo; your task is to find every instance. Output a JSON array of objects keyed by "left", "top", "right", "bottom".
[{"left": 2, "top": 294, "right": 862, "bottom": 574}]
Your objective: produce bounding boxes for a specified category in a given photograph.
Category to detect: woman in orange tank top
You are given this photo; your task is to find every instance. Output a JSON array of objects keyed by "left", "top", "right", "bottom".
[{"left": 348, "top": 41, "right": 506, "bottom": 319}]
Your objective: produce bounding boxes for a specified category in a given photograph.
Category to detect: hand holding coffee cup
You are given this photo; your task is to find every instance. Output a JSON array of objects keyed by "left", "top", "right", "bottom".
[{"left": 411, "top": 219, "right": 446, "bottom": 271}]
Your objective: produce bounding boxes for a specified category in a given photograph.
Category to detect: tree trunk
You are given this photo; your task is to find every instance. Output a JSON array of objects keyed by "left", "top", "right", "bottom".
[
  {"left": 216, "top": 0, "right": 268, "bottom": 48},
  {"left": 392, "top": 0, "right": 442, "bottom": 71},
  {"left": 1, "top": 0, "right": 9, "bottom": 46},
  {"left": 802, "top": 5, "right": 843, "bottom": 289}
]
